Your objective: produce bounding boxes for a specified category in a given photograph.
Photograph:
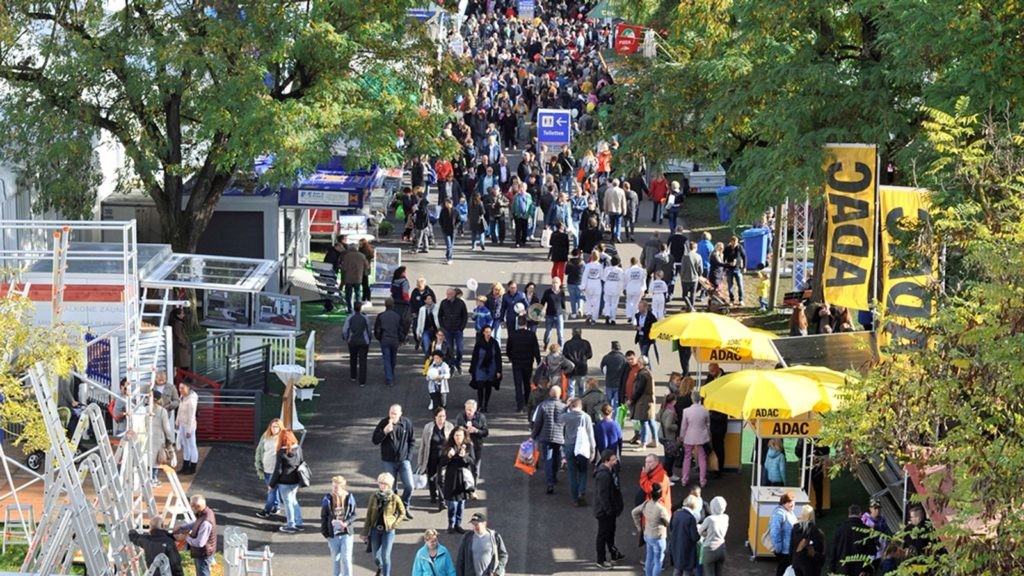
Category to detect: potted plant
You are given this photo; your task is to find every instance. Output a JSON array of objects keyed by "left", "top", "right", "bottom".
[
  {"left": 294, "top": 375, "right": 320, "bottom": 401},
  {"left": 377, "top": 219, "right": 394, "bottom": 236}
]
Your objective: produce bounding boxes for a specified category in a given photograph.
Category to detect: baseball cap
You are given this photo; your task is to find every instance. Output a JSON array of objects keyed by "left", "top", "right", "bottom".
[{"left": 469, "top": 512, "right": 487, "bottom": 523}]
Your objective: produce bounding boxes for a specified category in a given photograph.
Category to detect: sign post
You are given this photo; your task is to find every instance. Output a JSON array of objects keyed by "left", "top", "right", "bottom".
[{"left": 536, "top": 108, "right": 572, "bottom": 172}]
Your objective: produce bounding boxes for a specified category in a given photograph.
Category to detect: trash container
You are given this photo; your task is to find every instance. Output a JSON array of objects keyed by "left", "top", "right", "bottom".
[
  {"left": 742, "top": 227, "right": 770, "bottom": 271},
  {"left": 715, "top": 186, "right": 738, "bottom": 223}
]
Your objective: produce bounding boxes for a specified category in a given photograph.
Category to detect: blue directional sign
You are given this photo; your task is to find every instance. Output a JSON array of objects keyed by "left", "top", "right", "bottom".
[
  {"left": 518, "top": 0, "right": 535, "bottom": 20},
  {"left": 536, "top": 108, "right": 572, "bottom": 146}
]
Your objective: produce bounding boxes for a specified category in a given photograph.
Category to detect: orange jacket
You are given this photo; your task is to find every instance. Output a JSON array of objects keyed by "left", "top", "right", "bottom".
[{"left": 639, "top": 464, "right": 673, "bottom": 513}]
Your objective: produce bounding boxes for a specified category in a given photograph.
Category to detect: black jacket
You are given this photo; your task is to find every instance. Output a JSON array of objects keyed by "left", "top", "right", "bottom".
[
  {"left": 270, "top": 446, "right": 303, "bottom": 487},
  {"left": 506, "top": 328, "right": 541, "bottom": 367},
  {"left": 128, "top": 529, "right": 184, "bottom": 576},
  {"left": 634, "top": 311, "right": 656, "bottom": 346},
  {"left": 320, "top": 491, "right": 357, "bottom": 539},
  {"left": 548, "top": 231, "right": 570, "bottom": 262},
  {"left": 454, "top": 411, "right": 489, "bottom": 456},
  {"left": 372, "top": 416, "right": 415, "bottom": 463},
  {"left": 666, "top": 509, "right": 699, "bottom": 572},
  {"left": 562, "top": 336, "right": 593, "bottom": 377},
  {"left": 440, "top": 205, "right": 458, "bottom": 237},
  {"left": 438, "top": 297, "right": 469, "bottom": 332},
  {"left": 791, "top": 521, "right": 827, "bottom": 575},
  {"left": 830, "top": 516, "right": 875, "bottom": 575},
  {"left": 592, "top": 464, "right": 624, "bottom": 518}
]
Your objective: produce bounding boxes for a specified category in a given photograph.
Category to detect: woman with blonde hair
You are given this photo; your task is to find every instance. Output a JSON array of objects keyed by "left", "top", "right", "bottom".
[
  {"left": 362, "top": 472, "right": 406, "bottom": 576},
  {"left": 791, "top": 505, "right": 826, "bottom": 576},
  {"left": 269, "top": 429, "right": 305, "bottom": 533},
  {"left": 254, "top": 418, "right": 282, "bottom": 518},
  {"left": 320, "top": 475, "right": 357, "bottom": 576}
]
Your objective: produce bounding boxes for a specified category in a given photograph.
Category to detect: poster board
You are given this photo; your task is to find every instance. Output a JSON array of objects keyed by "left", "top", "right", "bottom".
[{"left": 371, "top": 247, "right": 402, "bottom": 300}]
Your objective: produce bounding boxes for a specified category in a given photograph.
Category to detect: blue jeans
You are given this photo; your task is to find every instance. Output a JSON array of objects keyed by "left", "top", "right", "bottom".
[
  {"left": 645, "top": 535, "right": 667, "bottom": 576},
  {"left": 420, "top": 332, "right": 434, "bottom": 357},
  {"left": 262, "top": 473, "right": 279, "bottom": 513},
  {"left": 193, "top": 556, "right": 213, "bottom": 576},
  {"left": 381, "top": 460, "right": 413, "bottom": 509},
  {"left": 543, "top": 314, "right": 564, "bottom": 347},
  {"left": 607, "top": 213, "right": 622, "bottom": 240},
  {"left": 540, "top": 441, "right": 562, "bottom": 488},
  {"left": 277, "top": 483, "right": 303, "bottom": 528},
  {"left": 447, "top": 499, "right": 465, "bottom": 528},
  {"left": 344, "top": 284, "right": 360, "bottom": 312},
  {"left": 445, "top": 329, "right": 464, "bottom": 371},
  {"left": 567, "top": 284, "right": 583, "bottom": 316},
  {"left": 471, "top": 231, "right": 486, "bottom": 250},
  {"left": 380, "top": 342, "right": 398, "bottom": 385},
  {"left": 652, "top": 201, "right": 663, "bottom": 222},
  {"left": 667, "top": 209, "right": 679, "bottom": 233},
  {"left": 640, "top": 420, "right": 659, "bottom": 446},
  {"left": 607, "top": 387, "right": 620, "bottom": 410},
  {"left": 566, "top": 453, "right": 589, "bottom": 501},
  {"left": 444, "top": 234, "right": 454, "bottom": 261},
  {"left": 370, "top": 528, "right": 396, "bottom": 576},
  {"left": 727, "top": 268, "right": 745, "bottom": 302},
  {"left": 567, "top": 376, "right": 586, "bottom": 399},
  {"left": 490, "top": 320, "right": 503, "bottom": 347},
  {"left": 327, "top": 535, "right": 354, "bottom": 576}
]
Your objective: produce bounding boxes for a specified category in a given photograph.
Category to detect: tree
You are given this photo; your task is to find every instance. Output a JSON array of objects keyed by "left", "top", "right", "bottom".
[
  {"left": 0, "top": 1, "right": 459, "bottom": 251},
  {"left": 821, "top": 101, "right": 1024, "bottom": 574},
  {"left": 0, "top": 284, "right": 81, "bottom": 454}
]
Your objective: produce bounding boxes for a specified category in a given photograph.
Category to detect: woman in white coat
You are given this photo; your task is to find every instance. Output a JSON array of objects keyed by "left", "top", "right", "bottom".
[
  {"left": 148, "top": 390, "right": 175, "bottom": 486},
  {"left": 176, "top": 382, "right": 198, "bottom": 475}
]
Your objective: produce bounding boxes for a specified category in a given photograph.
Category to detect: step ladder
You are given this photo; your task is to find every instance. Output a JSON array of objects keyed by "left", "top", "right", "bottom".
[
  {"left": 2, "top": 503, "right": 34, "bottom": 553},
  {"left": 157, "top": 464, "right": 195, "bottom": 529}
]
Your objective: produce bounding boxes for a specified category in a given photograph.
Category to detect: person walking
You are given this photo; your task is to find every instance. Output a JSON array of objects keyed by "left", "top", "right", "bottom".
[
  {"left": 600, "top": 341, "right": 627, "bottom": 408},
  {"left": 603, "top": 178, "right": 626, "bottom": 242},
  {"left": 624, "top": 257, "right": 647, "bottom": 320},
  {"left": 532, "top": 385, "right": 567, "bottom": 494},
  {"left": 665, "top": 181, "right": 685, "bottom": 233},
  {"left": 455, "top": 399, "right": 489, "bottom": 480},
  {"left": 390, "top": 266, "right": 412, "bottom": 322},
  {"left": 769, "top": 491, "right": 799, "bottom": 576},
  {"left": 594, "top": 403, "right": 624, "bottom": 458},
  {"left": 441, "top": 426, "right": 476, "bottom": 534},
  {"left": 593, "top": 449, "right": 626, "bottom": 568},
  {"left": 506, "top": 323, "right": 541, "bottom": 414},
  {"left": 371, "top": 404, "right": 416, "bottom": 518},
  {"left": 561, "top": 328, "right": 593, "bottom": 399},
  {"left": 634, "top": 300, "right": 657, "bottom": 361},
  {"left": 723, "top": 235, "right": 747, "bottom": 304},
  {"left": 628, "top": 355, "right": 658, "bottom": 450},
  {"left": 341, "top": 302, "right": 371, "bottom": 387},
  {"left": 173, "top": 495, "right": 217, "bottom": 576},
  {"left": 582, "top": 250, "right": 604, "bottom": 324},
  {"left": 540, "top": 277, "right": 566, "bottom": 347},
  {"left": 679, "top": 391, "right": 712, "bottom": 488},
  {"left": 680, "top": 241, "right": 703, "bottom": 311},
  {"left": 440, "top": 198, "right": 458, "bottom": 264},
  {"left": 425, "top": 351, "right": 452, "bottom": 410},
  {"left": 602, "top": 256, "right": 624, "bottom": 324},
  {"left": 632, "top": 483, "right": 671, "bottom": 576},
  {"left": 469, "top": 325, "right": 502, "bottom": 413},
  {"left": 416, "top": 294, "right": 442, "bottom": 358},
  {"left": 439, "top": 288, "right": 469, "bottom": 374},
  {"left": 666, "top": 495, "right": 702, "bottom": 576},
  {"left": 623, "top": 181, "right": 639, "bottom": 242},
  {"left": 455, "top": 512, "right": 508, "bottom": 576},
  {"left": 175, "top": 382, "right": 198, "bottom": 475},
  {"left": 129, "top": 516, "right": 184, "bottom": 576},
  {"left": 254, "top": 418, "right": 282, "bottom": 519},
  {"left": 698, "top": 496, "right": 729, "bottom": 576},
  {"left": 562, "top": 397, "right": 596, "bottom": 507},
  {"left": 362, "top": 472, "right": 406, "bottom": 576},
  {"left": 548, "top": 223, "right": 571, "bottom": 282},
  {"left": 269, "top": 429, "right": 305, "bottom": 533},
  {"left": 512, "top": 183, "right": 534, "bottom": 248},
  {"left": 145, "top": 391, "right": 174, "bottom": 486},
  {"left": 373, "top": 298, "right": 406, "bottom": 387},
  {"left": 412, "top": 529, "right": 457, "bottom": 576},
  {"left": 340, "top": 243, "right": 370, "bottom": 312},
  {"left": 320, "top": 475, "right": 357, "bottom": 576},
  {"left": 416, "top": 407, "right": 454, "bottom": 511}
]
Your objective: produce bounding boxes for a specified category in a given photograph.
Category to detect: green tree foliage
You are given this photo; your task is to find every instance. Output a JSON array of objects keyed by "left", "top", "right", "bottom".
[
  {"left": 821, "top": 101, "right": 1024, "bottom": 574},
  {"left": 0, "top": 1, "right": 459, "bottom": 251},
  {"left": 0, "top": 285, "right": 81, "bottom": 453}
]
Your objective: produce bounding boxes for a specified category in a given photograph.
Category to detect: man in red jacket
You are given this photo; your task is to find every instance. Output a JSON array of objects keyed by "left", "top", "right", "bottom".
[{"left": 648, "top": 172, "right": 669, "bottom": 224}]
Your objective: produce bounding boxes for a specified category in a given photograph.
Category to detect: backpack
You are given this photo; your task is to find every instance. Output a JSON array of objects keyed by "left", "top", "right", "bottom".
[{"left": 414, "top": 206, "right": 429, "bottom": 229}]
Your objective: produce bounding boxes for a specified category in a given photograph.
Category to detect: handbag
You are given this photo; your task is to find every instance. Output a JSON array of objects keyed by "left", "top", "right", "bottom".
[
  {"left": 541, "top": 228, "right": 552, "bottom": 248},
  {"left": 412, "top": 473, "right": 429, "bottom": 490},
  {"left": 297, "top": 461, "right": 312, "bottom": 488},
  {"left": 157, "top": 444, "right": 175, "bottom": 466},
  {"left": 761, "top": 528, "right": 775, "bottom": 553},
  {"left": 460, "top": 467, "right": 476, "bottom": 492},
  {"left": 573, "top": 418, "right": 592, "bottom": 458}
]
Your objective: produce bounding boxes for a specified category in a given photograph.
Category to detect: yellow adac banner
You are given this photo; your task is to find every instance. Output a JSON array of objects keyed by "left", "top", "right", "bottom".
[
  {"left": 879, "top": 186, "right": 935, "bottom": 348},
  {"left": 822, "top": 144, "right": 877, "bottom": 310}
]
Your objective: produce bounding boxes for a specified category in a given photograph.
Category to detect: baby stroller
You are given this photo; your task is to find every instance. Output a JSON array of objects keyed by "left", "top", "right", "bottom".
[{"left": 698, "top": 276, "right": 731, "bottom": 315}]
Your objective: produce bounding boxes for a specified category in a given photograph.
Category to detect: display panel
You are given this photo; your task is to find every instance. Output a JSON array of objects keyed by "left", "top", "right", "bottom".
[
  {"left": 252, "top": 292, "right": 301, "bottom": 331},
  {"left": 202, "top": 289, "right": 251, "bottom": 328}
]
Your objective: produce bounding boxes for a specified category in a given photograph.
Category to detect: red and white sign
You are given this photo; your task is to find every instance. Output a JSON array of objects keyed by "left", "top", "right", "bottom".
[{"left": 615, "top": 23, "right": 644, "bottom": 55}]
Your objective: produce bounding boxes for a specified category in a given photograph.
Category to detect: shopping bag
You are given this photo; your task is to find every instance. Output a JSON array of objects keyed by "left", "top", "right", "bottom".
[
  {"left": 412, "top": 473, "right": 429, "bottom": 490},
  {"left": 708, "top": 450, "right": 720, "bottom": 473},
  {"left": 540, "top": 228, "right": 552, "bottom": 248},
  {"left": 395, "top": 204, "right": 406, "bottom": 221},
  {"left": 514, "top": 439, "right": 539, "bottom": 476},
  {"left": 615, "top": 404, "right": 629, "bottom": 429}
]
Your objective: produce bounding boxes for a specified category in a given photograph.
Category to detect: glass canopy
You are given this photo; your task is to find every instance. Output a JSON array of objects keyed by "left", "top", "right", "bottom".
[{"left": 142, "top": 253, "right": 279, "bottom": 293}]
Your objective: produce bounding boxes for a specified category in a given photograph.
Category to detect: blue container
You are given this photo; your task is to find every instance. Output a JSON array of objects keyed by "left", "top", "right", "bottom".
[
  {"left": 715, "top": 186, "right": 738, "bottom": 223},
  {"left": 741, "top": 227, "right": 770, "bottom": 271}
]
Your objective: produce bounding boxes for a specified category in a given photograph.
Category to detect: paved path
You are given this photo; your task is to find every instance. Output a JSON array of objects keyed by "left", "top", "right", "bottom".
[{"left": 189, "top": 196, "right": 775, "bottom": 575}]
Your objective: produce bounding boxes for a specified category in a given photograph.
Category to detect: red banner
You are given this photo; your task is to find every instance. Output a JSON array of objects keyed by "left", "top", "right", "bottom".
[{"left": 615, "top": 23, "right": 643, "bottom": 54}]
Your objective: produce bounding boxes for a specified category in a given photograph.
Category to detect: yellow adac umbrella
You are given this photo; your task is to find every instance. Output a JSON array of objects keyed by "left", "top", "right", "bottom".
[
  {"left": 651, "top": 311, "right": 753, "bottom": 349},
  {"left": 699, "top": 369, "right": 829, "bottom": 419},
  {"left": 777, "top": 365, "right": 859, "bottom": 412},
  {"left": 696, "top": 328, "right": 780, "bottom": 364}
]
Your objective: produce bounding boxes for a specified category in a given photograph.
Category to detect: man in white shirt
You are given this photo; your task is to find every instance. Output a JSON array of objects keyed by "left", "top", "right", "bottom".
[
  {"left": 648, "top": 271, "right": 669, "bottom": 319},
  {"left": 583, "top": 252, "right": 605, "bottom": 325},
  {"left": 602, "top": 256, "right": 624, "bottom": 325},
  {"left": 623, "top": 257, "right": 647, "bottom": 320}
]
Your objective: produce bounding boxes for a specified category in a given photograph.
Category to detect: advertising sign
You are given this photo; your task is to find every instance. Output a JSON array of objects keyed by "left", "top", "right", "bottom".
[
  {"left": 822, "top": 144, "right": 877, "bottom": 310},
  {"left": 879, "top": 186, "right": 935, "bottom": 348},
  {"left": 615, "top": 23, "right": 643, "bottom": 55}
]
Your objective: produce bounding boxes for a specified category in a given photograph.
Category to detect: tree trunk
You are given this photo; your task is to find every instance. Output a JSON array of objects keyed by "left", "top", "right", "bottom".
[{"left": 151, "top": 171, "right": 233, "bottom": 253}]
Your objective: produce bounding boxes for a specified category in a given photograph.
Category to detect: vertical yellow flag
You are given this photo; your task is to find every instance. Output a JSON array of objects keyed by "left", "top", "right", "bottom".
[
  {"left": 879, "top": 186, "right": 935, "bottom": 348},
  {"left": 821, "top": 144, "right": 877, "bottom": 310}
]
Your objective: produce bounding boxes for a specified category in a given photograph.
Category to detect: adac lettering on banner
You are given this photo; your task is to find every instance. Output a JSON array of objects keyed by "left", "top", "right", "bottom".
[
  {"left": 752, "top": 408, "right": 780, "bottom": 418},
  {"left": 822, "top": 144, "right": 876, "bottom": 310},
  {"left": 879, "top": 186, "right": 935, "bottom": 348},
  {"left": 757, "top": 419, "right": 822, "bottom": 437}
]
